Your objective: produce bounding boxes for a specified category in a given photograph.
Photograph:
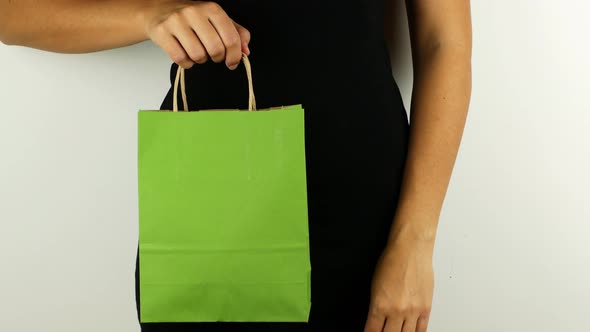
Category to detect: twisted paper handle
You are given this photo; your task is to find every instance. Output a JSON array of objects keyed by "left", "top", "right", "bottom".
[{"left": 172, "top": 53, "right": 257, "bottom": 112}]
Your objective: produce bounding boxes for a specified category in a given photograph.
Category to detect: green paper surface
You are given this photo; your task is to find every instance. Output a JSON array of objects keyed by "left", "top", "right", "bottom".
[{"left": 137, "top": 105, "right": 311, "bottom": 323}]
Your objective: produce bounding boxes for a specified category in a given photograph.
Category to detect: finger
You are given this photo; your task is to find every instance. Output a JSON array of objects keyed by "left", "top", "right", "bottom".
[
  {"left": 400, "top": 317, "right": 418, "bottom": 332},
  {"left": 416, "top": 315, "right": 430, "bottom": 332},
  {"left": 233, "top": 21, "right": 251, "bottom": 55},
  {"left": 169, "top": 20, "right": 208, "bottom": 64},
  {"left": 186, "top": 13, "right": 226, "bottom": 63},
  {"left": 383, "top": 317, "right": 404, "bottom": 332},
  {"left": 207, "top": 11, "right": 242, "bottom": 69},
  {"left": 152, "top": 27, "right": 194, "bottom": 69},
  {"left": 363, "top": 308, "right": 386, "bottom": 332}
]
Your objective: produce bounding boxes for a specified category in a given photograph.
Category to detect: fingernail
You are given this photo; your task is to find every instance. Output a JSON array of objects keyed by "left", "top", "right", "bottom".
[{"left": 228, "top": 63, "right": 238, "bottom": 70}]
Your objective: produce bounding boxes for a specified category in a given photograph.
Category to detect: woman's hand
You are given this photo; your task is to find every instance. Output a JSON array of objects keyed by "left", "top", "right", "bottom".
[
  {"left": 139, "top": 0, "right": 251, "bottom": 70},
  {"left": 364, "top": 226, "right": 435, "bottom": 332}
]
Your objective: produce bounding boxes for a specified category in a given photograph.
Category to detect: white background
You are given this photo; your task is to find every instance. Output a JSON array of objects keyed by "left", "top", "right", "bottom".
[{"left": 1, "top": 1, "right": 589, "bottom": 331}]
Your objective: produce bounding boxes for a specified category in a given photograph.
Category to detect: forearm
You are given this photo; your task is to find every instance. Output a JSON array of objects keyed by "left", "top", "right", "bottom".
[
  {"left": 390, "top": 47, "right": 472, "bottom": 243},
  {"left": 0, "top": 0, "right": 149, "bottom": 53}
]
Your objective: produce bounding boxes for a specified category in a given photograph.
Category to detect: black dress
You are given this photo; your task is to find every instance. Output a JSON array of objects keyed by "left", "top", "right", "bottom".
[{"left": 135, "top": 0, "right": 410, "bottom": 330}]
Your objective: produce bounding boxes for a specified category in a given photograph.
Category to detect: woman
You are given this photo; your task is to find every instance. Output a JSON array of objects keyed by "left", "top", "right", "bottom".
[{"left": 0, "top": 0, "right": 472, "bottom": 331}]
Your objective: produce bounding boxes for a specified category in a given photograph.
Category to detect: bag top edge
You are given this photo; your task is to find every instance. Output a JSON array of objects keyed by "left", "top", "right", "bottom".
[{"left": 139, "top": 104, "right": 303, "bottom": 113}]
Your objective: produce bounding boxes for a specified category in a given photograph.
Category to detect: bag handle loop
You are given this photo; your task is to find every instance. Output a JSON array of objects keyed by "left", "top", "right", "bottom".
[{"left": 172, "top": 53, "right": 257, "bottom": 112}]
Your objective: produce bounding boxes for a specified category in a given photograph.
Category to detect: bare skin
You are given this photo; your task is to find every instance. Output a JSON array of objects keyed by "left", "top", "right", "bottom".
[
  {"left": 364, "top": 1, "right": 472, "bottom": 332},
  {"left": 0, "top": 0, "right": 250, "bottom": 69}
]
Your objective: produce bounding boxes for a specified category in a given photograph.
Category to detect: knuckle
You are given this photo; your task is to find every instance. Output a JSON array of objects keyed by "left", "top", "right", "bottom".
[
  {"left": 413, "top": 300, "right": 429, "bottom": 311},
  {"left": 182, "top": 5, "right": 200, "bottom": 17},
  {"left": 209, "top": 45, "right": 225, "bottom": 58},
  {"left": 170, "top": 51, "right": 188, "bottom": 64},
  {"left": 409, "top": 303, "right": 422, "bottom": 314},
  {"left": 394, "top": 303, "right": 410, "bottom": 314},
  {"left": 190, "top": 50, "right": 208, "bottom": 64},
  {"left": 194, "top": 54, "right": 208, "bottom": 64},
  {"left": 169, "top": 10, "right": 182, "bottom": 20},
  {"left": 205, "top": 1, "right": 223, "bottom": 13},
  {"left": 225, "top": 34, "right": 240, "bottom": 48},
  {"left": 162, "top": 21, "right": 177, "bottom": 32},
  {"left": 166, "top": 11, "right": 183, "bottom": 25},
  {"left": 371, "top": 299, "right": 390, "bottom": 314},
  {"left": 152, "top": 23, "right": 168, "bottom": 36},
  {"left": 181, "top": 62, "right": 195, "bottom": 69}
]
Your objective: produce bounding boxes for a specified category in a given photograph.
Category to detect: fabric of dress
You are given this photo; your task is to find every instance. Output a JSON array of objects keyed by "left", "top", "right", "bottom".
[{"left": 135, "top": 0, "right": 410, "bottom": 330}]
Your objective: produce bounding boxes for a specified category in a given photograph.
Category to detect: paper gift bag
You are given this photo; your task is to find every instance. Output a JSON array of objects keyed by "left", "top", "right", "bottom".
[{"left": 137, "top": 54, "right": 311, "bottom": 323}]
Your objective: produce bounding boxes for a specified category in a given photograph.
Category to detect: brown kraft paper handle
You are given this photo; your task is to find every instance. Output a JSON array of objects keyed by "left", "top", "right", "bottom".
[{"left": 172, "top": 53, "right": 257, "bottom": 112}]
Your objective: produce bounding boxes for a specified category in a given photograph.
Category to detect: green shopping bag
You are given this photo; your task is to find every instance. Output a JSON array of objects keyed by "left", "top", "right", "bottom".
[{"left": 137, "top": 54, "right": 311, "bottom": 323}]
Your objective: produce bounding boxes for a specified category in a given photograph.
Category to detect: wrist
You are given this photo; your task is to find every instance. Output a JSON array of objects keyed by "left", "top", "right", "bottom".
[
  {"left": 389, "top": 197, "right": 441, "bottom": 241},
  {"left": 388, "top": 217, "right": 438, "bottom": 244},
  {"left": 384, "top": 223, "right": 436, "bottom": 260},
  {"left": 135, "top": 0, "right": 156, "bottom": 41}
]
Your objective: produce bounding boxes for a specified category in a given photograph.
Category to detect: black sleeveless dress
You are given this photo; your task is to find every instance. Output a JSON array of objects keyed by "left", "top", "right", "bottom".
[{"left": 135, "top": 0, "right": 410, "bottom": 330}]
